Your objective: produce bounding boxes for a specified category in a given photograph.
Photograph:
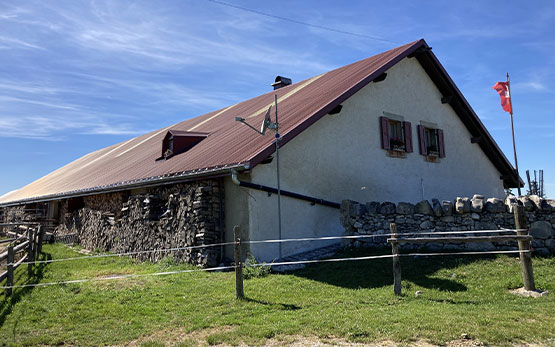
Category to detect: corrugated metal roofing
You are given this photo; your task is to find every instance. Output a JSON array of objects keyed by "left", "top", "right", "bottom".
[{"left": 0, "top": 39, "right": 519, "bottom": 205}]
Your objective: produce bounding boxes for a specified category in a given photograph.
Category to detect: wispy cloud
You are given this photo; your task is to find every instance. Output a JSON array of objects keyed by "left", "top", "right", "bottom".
[
  {"left": 0, "top": 35, "right": 44, "bottom": 50},
  {"left": 512, "top": 81, "right": 547, "bottom": 92}
]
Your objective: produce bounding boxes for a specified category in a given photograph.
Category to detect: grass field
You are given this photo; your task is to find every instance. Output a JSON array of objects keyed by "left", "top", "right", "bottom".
[{"left": 0, "top": 243, "right": 554, "bottom": 346}]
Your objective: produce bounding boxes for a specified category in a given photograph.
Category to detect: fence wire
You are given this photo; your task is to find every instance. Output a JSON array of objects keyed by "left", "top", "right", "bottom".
[
  {"left": 0, "top": 249, "right": 529, "bottom": 290},
  {"left": 0, "top": 228, "right": 525, "bottom": 267}
]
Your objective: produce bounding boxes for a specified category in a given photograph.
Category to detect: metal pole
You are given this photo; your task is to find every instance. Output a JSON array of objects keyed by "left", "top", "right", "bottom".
[
  {"left": 507, "top": 73, "right": 521, "bottom": 196},
  {"left": 275, "top": 94, "right": 282, "bottom": 258}
]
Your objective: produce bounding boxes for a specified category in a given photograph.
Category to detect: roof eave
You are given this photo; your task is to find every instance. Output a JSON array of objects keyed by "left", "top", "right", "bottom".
[{"left": 0, "top": 163, "right": 249, "bottom": 207}]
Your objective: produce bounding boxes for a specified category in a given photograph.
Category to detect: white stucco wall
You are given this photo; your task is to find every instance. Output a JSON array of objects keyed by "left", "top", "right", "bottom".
[{"left": 228, "top": 57, "right": 506, "bottom": 261}]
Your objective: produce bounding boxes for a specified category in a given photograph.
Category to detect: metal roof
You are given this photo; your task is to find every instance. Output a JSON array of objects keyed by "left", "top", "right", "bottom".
[{"left": 0, "top": 39, "right": 521, "bottom": 206}]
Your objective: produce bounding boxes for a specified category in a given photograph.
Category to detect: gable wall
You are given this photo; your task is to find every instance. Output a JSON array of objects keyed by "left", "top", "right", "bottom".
[{"left": 243, "top": 57, "right": 506, "bottom": 261}]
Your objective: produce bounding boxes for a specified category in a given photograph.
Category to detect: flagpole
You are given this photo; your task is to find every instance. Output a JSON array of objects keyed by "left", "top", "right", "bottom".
[{"left": 506, "top": 72, "right": 521, "bottom": 196}]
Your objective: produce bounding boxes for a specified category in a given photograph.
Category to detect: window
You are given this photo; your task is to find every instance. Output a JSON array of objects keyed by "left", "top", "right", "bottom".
[
  {"left": 380, "top": 116, "right": 413, "bottom": 154},
  {"left": 158, "top": 130, "right": 209, "bottom": 161},
  {"left": 417, "top": 124, "right": 445, "bottom": 159}
]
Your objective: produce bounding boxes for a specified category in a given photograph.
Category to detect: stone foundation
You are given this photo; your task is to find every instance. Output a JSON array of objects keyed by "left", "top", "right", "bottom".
[
  {"left": 340, "top": 195, "right": 555, "bottom": 254},
  {"left": 54, "top": 180, "right": 223, "bottom": 266}
]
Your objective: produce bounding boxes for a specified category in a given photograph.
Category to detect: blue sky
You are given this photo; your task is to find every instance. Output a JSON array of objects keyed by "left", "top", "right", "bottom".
[{"left": 0, "top": 1, "right": 554, "bottom": 198}]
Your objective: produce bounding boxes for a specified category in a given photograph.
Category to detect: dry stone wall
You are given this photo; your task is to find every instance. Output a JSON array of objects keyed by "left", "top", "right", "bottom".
[
  {"left": 340, "top": 195, "right": 555, "bottom": 254},
  {"left": 55, "top": 180, "right": 223, "bottom": 266}
]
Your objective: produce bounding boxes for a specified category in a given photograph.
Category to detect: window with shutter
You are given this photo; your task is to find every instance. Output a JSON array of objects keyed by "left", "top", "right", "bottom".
[
  {"left": 417, "top": 123, "right": 445, "bottom": 161},
  {"left": 380, "top": 114, "right": 413, "bottom": 157}
]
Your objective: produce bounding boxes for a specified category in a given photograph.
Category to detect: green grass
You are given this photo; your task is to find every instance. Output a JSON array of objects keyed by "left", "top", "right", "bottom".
[{"left": 1, "top": 243, "right": 554, "bottom": 346}]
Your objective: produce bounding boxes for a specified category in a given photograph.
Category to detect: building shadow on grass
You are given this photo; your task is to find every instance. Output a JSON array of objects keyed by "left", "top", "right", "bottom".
[
  {"left": 0, "top": 251, "right": 51, "bottom": 328},
  {"left": 288, "top": 247, "right": 493, "bottom": 292}
]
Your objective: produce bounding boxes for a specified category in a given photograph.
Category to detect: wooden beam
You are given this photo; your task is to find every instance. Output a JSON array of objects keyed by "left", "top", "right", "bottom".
[
  {"left": 373, "top": 73, "right": 387, "bottom": 83},
  {"left": 441, "top": 95, "right": 453, "bottom": 104},
  {"left": 328, "top": 104, "right": 343, "bottom": 115},
  {"left": 471, "top": 136, "right": 482, "bottom": 143}
]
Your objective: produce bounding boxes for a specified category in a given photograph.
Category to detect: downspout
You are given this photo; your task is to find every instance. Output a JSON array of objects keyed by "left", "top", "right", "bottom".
[
  {"left": 230, "top": 169, "right": 340, "bottom": 209},
  {"left": 218, "top": 177, "right": 224, "bottom": 264},
  {"left": 231, "top": 168, "right": 241, "bottom": 186}
]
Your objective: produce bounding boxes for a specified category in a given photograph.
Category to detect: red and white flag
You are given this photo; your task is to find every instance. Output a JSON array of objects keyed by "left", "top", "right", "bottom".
[{"left": 493, "top": 81, "right": 512, "bottom": 114}]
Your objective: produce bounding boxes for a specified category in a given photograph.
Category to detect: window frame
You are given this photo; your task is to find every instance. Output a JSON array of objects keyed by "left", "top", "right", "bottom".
[
  {"left": 380, "top": 113, "right": 413, "bottom": 156},
  {"left": 417, "top": 123, "right": 445, "bottom": 159}
]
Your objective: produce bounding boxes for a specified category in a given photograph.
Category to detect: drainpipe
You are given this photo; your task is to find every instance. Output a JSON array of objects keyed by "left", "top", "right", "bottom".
[
  {"left": 231, "top": 168, "right": 241, "bottom": 186},
  {"left": 230, "top": 168, "right": 340, "bottom": 209}
]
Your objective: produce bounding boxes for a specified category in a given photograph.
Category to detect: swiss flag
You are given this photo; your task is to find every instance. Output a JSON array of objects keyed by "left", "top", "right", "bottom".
[{"left": 493, "top": 81, "right": 512, "bottom": 114}]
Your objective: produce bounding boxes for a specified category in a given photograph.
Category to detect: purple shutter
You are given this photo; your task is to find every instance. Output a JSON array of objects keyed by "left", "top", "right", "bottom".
[
  {"left": 438, "top": 129, "right": 445, "bottom": 158},
  {"left": 380, "top": 116, "right": 390, "bottom": 150},
  {"left": 417, "top": 125, "right": 426, "bottom": 155},
  {"left": 403, "top": 121, "right": 413, "bottom": 153}
]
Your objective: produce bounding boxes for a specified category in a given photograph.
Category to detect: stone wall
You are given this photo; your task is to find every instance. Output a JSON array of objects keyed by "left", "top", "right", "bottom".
[
  {"left": 340, "top": 195, "right": 555, "bottom": 254},
  {"left": 55, "top": 179, "right": 223, "bottom": 266}
]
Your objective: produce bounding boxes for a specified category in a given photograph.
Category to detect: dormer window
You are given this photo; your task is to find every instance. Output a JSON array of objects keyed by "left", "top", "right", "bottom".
[{"left": 159, "top": 130, "right": 209, "bottom": 160}]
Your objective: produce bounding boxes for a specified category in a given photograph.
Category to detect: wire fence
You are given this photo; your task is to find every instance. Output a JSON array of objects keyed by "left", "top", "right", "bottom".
[
  {"left": 0, "top": 249, "right": 529, "bottom": 290},
  {"left": 0, "top": 228, "right": 522, "bottom": 268},
  {"left": 0, "top": 223, "right": 532, "bottom": 292}
]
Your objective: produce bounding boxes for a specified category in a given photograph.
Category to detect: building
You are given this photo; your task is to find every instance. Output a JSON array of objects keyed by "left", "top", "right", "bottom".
[{"left": 0, "top": 39, "right": 521, "bottom": 263}]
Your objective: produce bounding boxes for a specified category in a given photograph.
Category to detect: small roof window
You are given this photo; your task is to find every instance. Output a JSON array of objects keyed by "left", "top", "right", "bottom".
[{"left": 159, "top": 130, "right": 209, "bottom": 160}]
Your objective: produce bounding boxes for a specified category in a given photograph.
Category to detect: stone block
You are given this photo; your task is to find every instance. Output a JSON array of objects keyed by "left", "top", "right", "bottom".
[
  {"left": 379, "top": 202, "right": 396, "bottom": 215},
  {"left": 485, "top": 198, "right": 505, "bottom": 213},
  {"left": 442, "top": 200, "right": 453, "bottom": 216},
  {"left": 419, "top": 220, "right": 434, "bottom": 229},
  {"left": 432, "top": 199, "right": 443, "bottom": 217},
  {"left": 396, "top": 202, "right": 415, "bottom": 215},
  {"left": 366, "top": 201, "right": 380, "bottom": 214},
  {"left": 455, "top": 197, "right": 471, "bottom": 214},
  {"left": 471, "top": 213, "right": 480, "bottom": 220},
  {"left": 530, "top": 221, "right": 554, "bottom": 239},
  {"left": 471, "top": 194, "right": 484, "bottom": 212},
  {"left": 518, "top": 196, "right": 536, "bottom": 211},
  {"left": 528, "top": 195, "right": 544, "bottom": 210},
  {"left": 544, "top": 200, "right": 555, "bottom": 212},
  {"left": 415, "top": 200, "right": 434, "bottom": 215}
]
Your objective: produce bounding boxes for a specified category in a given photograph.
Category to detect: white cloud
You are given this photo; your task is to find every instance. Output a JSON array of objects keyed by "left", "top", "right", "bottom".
[
  {"left": 512, "top": 81, "right": 547, "bottom": 92},
  {"left": 0, "top": 35, "right": 44, "bottom": 50}
]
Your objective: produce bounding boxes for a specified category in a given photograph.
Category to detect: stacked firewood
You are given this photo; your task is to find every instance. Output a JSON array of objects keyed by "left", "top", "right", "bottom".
[{"left": 54, "top": 180, "right": 223, "bottom": 267}]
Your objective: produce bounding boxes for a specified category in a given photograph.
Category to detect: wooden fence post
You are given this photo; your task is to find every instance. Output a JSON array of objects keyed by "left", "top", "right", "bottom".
[
  {"left": 390, "top": 223, "right": 402, "bottom": 296},
  {"left": 27, "top": 228, "right": 35, "bottom": 276},
  {"left": 513, "top": 205, "right": 535, "bottom": 291},
  {"left": 233, "top": 225, "right": 244, "bottom": 299},
  {"left": 6, "top": 245, "right": 14, "bottom": 296}
]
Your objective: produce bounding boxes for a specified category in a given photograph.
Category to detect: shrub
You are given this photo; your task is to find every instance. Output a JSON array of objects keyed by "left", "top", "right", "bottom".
[{"left": 243, "top": 253, "right": 271, "bottom": 279}]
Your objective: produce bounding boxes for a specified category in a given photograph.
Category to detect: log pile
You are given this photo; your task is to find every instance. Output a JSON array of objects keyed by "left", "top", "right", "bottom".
[{"left": 54, "top": 180, "right": 223, "bottom": 266}]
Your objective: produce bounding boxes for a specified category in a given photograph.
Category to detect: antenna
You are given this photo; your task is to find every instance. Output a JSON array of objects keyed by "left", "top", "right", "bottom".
[
  {"left": 260, "top": 105, "right": 273, "bottom": 135},
  {"left": 235, "top": 106, "right": 274, "bottom": 136}
]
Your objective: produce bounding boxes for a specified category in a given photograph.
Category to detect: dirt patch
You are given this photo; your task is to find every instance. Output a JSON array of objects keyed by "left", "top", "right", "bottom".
[
  {"left": 122, "top": 327, "right": 554, "bottom": 347},
  {"left": 123, "top": 325, "right": 236, "bottom": 346},
  {"left": 121, "top": 326, "right": 490, "bottom": 347},
  {"left": 510, "top": 287, "right": 549, "bottom": 298}
]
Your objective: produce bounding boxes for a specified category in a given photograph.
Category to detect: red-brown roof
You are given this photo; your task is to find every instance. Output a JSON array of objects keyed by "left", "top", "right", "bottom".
[{"left": 0, "top": 39, "right": 521, "bottom": 205}]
